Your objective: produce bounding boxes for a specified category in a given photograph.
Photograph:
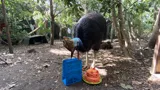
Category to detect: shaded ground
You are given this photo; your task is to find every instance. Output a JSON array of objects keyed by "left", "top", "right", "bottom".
[{"left": 0, "top": 40, "right": 160, "bottom": 90}]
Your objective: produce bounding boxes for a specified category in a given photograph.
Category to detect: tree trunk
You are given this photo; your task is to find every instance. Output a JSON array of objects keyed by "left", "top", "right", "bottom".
[
  {"left": 110, "top": 23, "right": 115, "bottom": 42},
  {"left": 111, "top": 0, "right": 132, "bottom": 57},
  {"left": 50, "top": 0, "right": 54, "bottom": 45},
  {"left": 127, "top": 16, "right": 134, "bottom": 42},
  {"left": 154, "top": 5, "right": 158, "bottom": 20},
  {"left": 151, "top": 4, "right": 158, "bottom": 32},
  {"left": 148, "top": 9, "right": 160, "bottom": 49},
  {"left": 1, "top": 0, "right": 13, "bottom": 53},
  {"left": 117, "top": 0, "right": 132, "bottom": 57},
  {"left": 128, "top": 20, "right": 132, "bottom": 42},
  {"left": 111, "top": 0, "right": 124, "bottom": 49}
]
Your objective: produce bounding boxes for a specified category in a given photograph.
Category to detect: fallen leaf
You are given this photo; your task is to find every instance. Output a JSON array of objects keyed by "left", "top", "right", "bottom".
[
  {"left": 17, "top": 57, "right": 21, "bottom": 60},
  {"left": 38, "top": 70, "right": 41, "bottom": 73},
  {"left": 120, "top": 83, "right": 133, "bottom": 89},
  {"left": 8, "top": 84, "right": 16, "bottom": 89},
  {"left": 19, "top": 70, "right": 23, "bottom": 72},
  {"left": 114, "top": 71, "right": 120, "bottom": 74},
  {"left": 5, "top": 54, "right": 14, "bottom": 57},
  {"left": 7, "top": 82, "right": 16, "bottom": 89},
  {"left": 132, "top": 81, "right": 142, "bottom": 85},
  {"left": 24, "top": 61, "right": 28, "bottom": 64},
  {"left": 43, "top": 63, "right": 50, "bottom": 68},
  {"left": 6, "top": 59, "right": 12, "bottom": 64},
  {"left": 55, "top": 80, "right": 58, "bottom": 83},
  {"left": 104, "top": 83, "right": 108, "bottom": 87}
]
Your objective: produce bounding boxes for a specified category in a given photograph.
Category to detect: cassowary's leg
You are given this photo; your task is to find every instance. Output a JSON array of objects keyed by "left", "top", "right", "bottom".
[
  {"left": 91, "top": 50, "right": 98, "bottom": 68},
  {"left": 85, "top": 52, "right": 88, "bottom": 66},
  {"left": 83, "top": 52, "right": 89, "bottom": 70}
]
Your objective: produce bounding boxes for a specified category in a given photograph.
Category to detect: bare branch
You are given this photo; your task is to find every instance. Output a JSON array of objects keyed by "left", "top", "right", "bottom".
[{"left": 54, "top": 9, "right": 65, "bottom": 17}]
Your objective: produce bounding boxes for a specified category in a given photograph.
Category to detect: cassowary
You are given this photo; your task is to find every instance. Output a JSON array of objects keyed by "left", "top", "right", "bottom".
[{"left": 63, "top": 12, "right": 107, "bottom": 68}]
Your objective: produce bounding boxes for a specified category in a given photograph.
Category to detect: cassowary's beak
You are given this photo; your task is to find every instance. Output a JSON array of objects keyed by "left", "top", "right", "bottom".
[{"left": 71, "top": 47, "right": 76, "bottom": 58}]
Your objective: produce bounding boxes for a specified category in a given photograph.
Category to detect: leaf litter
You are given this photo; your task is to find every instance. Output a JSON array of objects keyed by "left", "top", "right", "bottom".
[{"left": 0, "top": 40, "right": 159, "bottom": 90}]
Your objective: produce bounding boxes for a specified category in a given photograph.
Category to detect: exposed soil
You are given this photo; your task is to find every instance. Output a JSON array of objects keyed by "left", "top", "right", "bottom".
[{"left": 0, "top": 40, "right": 160, "bottom": 90}]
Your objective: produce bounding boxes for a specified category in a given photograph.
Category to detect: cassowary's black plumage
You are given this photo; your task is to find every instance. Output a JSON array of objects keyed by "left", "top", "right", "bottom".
[{"left": 73, "top": 13, "right": 107, "bottom": 53}]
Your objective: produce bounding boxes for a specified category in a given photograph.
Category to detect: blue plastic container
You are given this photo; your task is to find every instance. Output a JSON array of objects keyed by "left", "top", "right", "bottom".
[{"left": 62, "top": 57, "right": 82, "bottom": 86}]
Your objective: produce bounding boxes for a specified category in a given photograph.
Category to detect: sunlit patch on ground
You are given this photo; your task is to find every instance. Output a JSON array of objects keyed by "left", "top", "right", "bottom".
[
  {"left": 148, "top": 74, "right": 160, "bottom": 82},
  {"left": 49, "top": 48, "right": 70, "bottom": 55}
]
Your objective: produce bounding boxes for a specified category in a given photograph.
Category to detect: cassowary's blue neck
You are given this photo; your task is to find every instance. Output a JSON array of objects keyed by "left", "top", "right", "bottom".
[{"left": 72, "top": 38, "right": 83, "bottom": 47}]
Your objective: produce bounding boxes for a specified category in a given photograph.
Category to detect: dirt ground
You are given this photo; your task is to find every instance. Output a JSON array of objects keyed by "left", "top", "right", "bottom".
[{"left": 0, "top": 40, "right": 160, "bottom": 90}]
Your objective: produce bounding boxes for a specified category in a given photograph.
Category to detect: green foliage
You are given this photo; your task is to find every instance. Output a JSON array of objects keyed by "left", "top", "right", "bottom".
[
  {"left": 6, "top": 0, "right": 35, "bottom": 20},
  {"left": 122, "top": 0, "right": 159, "bottom": 37},
  {"left": 0, "top": 0, "right": 160, "bottom": 44},
  {"left": 0, "top": 0, "right": 48, "bottom": 44},
  {"left": 98, "top": 0, "right": 111, "bottom": 14},
  {"left": 1, "top": 28, "right": 28, "bottom": 44},
  {"left": 37, "top": 21, "right": 50, "bottom": 35},
  {"left": 59, "top": 0, "right": 84, "bottom": 18},
  {"left": 54, "top": 0, "right": 82, "bottom": 29}
]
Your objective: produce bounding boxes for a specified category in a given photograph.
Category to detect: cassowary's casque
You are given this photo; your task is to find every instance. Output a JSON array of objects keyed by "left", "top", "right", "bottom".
[{"left": 63, "top": 12, "right": 107, "bottom": 68}]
